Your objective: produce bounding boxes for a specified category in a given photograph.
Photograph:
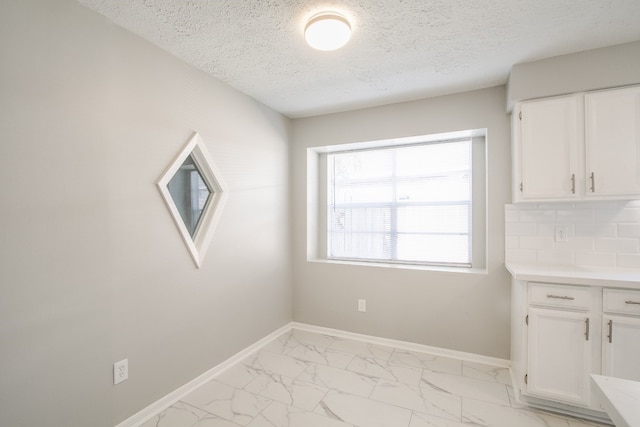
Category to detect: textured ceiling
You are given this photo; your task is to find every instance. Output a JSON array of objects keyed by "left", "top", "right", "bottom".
[{"left": 77, "top": 0, "right": 640, "bottom": 118}]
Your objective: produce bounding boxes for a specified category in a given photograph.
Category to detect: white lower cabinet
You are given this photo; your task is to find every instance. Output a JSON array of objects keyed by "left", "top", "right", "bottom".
[
  {"left": 512, "top": 280, "right": 640, "bottom": 418},
  {"left": 602, "top": 315, "right": 640, "bottom": 381},
  {"left": 527, "top": 307, "right": 592, "bottom": 405},
  {"left": 601, "top": 288, "right": 640, "bottom": 382}
]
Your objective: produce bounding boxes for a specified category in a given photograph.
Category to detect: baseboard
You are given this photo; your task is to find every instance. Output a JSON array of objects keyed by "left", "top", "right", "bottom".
[
  {"left": 292, "top": 322, "right": 511, "bottom": 368},
  {"left": 517, "top": 394, "right": 612, "bottom": 425},
  {"left": 114, "top": 322, "right": 293, "bottom": 427}
]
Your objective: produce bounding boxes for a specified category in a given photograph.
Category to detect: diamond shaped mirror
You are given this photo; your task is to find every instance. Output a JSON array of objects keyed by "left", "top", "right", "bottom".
[{"left": 157, "top": 133, "right": 228, "bottom": 267}]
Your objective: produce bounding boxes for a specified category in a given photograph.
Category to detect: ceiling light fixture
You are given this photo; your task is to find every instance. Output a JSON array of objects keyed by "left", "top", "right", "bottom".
[{"left": 304, "top": 12, "right": 351, "bottom": 51}]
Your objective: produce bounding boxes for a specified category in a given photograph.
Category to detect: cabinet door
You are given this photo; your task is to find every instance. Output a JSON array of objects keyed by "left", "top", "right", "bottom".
[
  {"left": 518, "top": 96, "right": 582, "bottom": 200},
  {"left": 585, "top": 86, "right": 640, "bottom": 197},
  {"left": 602, "top": 315, "right": 640, "bottom": 381},
  {"left": 527, "top": 307, "right": 592, "bottom": 406}
]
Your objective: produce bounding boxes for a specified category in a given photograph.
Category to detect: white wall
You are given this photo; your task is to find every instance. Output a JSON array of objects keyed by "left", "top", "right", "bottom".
[
  {"left": 291, "top": 87, "right": 513, "bottom": 359},
  {"left": 0, "top": 0, "right": 291, "bottom": 425}
]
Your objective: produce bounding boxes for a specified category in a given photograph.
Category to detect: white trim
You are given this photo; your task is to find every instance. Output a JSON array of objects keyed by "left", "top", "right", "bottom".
[
  {"left": 292, "top": 322, "right": 511, "bottom": 368},
  {"left": 516, "top": 393, "right": 611, "bottom": 424},
  {"left": 114, "top": 323, "right": 293, "bottom": 427},
  {"left": 309, "top": 129, "right": 488, "bottom": 271},
  {"left": 307, "top": 258, "right": 488, "bottom": 275},
  {"left": 308, "top": 128, "right": 486, "bottom": 154},
  {"left": 157, "top": 132, "right": 229, "bottom": 268}
]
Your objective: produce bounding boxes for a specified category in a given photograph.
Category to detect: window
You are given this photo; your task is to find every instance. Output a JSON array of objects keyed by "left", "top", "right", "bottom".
[
  {"left": 157, "top": 133, "right": 228, "bottom": 268},
  {"left": 327, "top": 139, "right": 473, "bottom": 267},
  {"left": 306, "top": 129, "right": 486, "bottom": 271},
  {"left": 166, "top": 154, "right": 214, "bottom": 238}
]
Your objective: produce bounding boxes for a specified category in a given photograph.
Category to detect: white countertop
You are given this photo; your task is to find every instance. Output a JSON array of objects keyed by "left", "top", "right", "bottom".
[
  {"left": 505, "top": 263, "right": 640, "bottom": 289},
  {"left": 591, "top": 375, "right": 640, "bottom": 427}
]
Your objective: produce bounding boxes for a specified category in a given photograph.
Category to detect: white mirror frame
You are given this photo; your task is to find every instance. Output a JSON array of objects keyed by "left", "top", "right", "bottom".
[{"left": 157, "top": 132, "right": 228, "bottom": 268}]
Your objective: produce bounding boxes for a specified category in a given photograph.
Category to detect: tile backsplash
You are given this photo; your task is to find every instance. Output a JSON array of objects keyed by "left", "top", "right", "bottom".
[{"left": 505, "top": 201, "right": 640, "bottom": 269}]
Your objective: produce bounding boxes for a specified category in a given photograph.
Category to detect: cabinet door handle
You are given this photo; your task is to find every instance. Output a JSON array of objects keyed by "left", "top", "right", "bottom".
[
  {"left": 546, "top": 294, "right": 575, "bottom": 300},
  {"left": 571, "top": 174, "right": 575, "bottom": 194},
  {"left": 585, "top": 318, "right": 590, "bottom": 341},
  {"left": 625, "top": 300, "right": 640, "bottom": 305},
  {"left": 607, "top": 319, "right": 613, "bottom": 343},
  {"left": 589, "top": 172, "right": 595, "bottom": 192}
]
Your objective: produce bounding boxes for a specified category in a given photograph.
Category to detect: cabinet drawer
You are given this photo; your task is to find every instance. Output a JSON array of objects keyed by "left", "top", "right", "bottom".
[
  {"left": 603, "top": 288, "right": 640, "bottom": 315},
  {"left": 529, "top": 283, "right": 591, "bottom": 310}
]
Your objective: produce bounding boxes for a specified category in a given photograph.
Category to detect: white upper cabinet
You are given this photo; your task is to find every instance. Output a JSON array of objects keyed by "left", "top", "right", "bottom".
[
  {"left": 585, "top": 86, "right": 640, "bottom": 197},
  {"left": 517, "top": 95, "right": 582, "bottom": 200},
  {"left": 513, "top": 86, "right": 640, "bottom": 202}
]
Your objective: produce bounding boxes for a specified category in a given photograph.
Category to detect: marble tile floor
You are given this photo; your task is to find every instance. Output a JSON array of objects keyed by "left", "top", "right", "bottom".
[{"left": 141, "top": 329, "right": 610, "bottom": 427}]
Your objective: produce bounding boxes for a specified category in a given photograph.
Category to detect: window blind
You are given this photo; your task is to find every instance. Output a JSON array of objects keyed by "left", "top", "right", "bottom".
[{"left": 327, "top": 139, "right": 472, "bottom": 266}]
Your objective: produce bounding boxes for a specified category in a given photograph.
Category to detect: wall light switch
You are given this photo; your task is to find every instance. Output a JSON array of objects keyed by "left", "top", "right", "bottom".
[
  {"left": 114, "top": 359, "right": 128, "bottom": 385},
  {"left": 358, "top": 299, "right": 366, "bottom": 312}
]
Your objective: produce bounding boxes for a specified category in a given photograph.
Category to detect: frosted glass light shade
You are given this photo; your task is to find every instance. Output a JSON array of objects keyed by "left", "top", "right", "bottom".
[{"left": 305, "top": 13, "right": 351, "bottom": 51}]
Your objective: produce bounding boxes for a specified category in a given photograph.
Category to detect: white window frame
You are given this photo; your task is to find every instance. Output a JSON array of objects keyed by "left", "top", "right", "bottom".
[
  {"left": 307, "top": 129, "right": 487, "bottom": 272},
  {"left": 157, "top": 133, "right": 228, "bottom": 268}
]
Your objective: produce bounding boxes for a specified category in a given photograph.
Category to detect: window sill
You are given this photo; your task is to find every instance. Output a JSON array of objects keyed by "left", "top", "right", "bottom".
[{"left": 307, "top": 258, "right": 488, "bottom": 275}]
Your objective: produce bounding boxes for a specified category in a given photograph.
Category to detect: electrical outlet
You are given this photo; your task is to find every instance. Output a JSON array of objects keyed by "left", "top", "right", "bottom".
[
  {"left": 554, "top": 226, "right": 569, "bottom": 242},
  {"left": 114, "top": 359, "right": 128, "bottom": 385},
  {"left": 358, "top": 299, "right": 366, "bottom": 312}
]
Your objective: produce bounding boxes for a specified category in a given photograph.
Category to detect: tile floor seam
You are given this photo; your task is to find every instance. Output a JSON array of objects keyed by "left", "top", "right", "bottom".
[
  {"left": 178, "top": 397, "right": 239, "bottom": 426},
  {"left": 368, "top": 386, "right": 462, "bottom": 422},
  {"left": 251, "top": 400, "right": 275, "bottom": 427}
]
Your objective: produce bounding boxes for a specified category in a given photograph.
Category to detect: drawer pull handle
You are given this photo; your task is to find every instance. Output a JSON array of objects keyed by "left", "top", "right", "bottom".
[
  {"left": 546, "top": 294, "right": 575, "bottom": 300},
  {"left": 625, "top": 300, "right": 640, "bottom": 305}
]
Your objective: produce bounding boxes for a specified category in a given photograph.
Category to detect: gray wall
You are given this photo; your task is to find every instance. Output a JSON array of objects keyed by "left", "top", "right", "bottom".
[
  {"left": 0, "top": 0, "right": 291, "bottom": 426},
  {"left": 291, "top": 86, "right": 513, "bottom": 359},
  {"left": 507, "top": 41, "right": 640, "bottom": 111}
]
